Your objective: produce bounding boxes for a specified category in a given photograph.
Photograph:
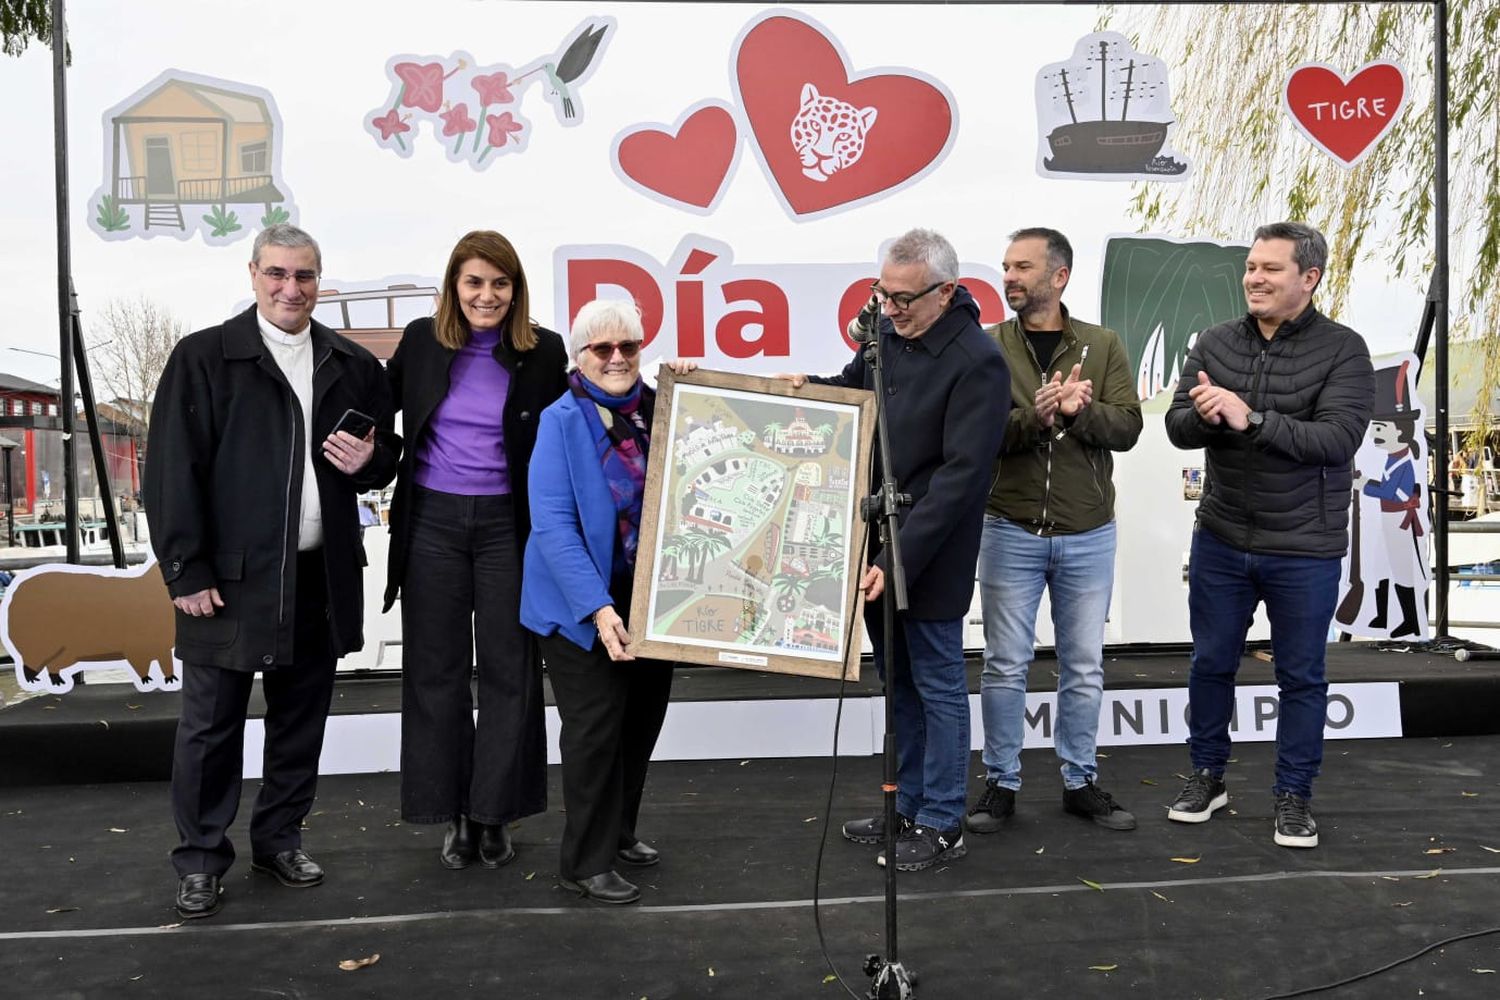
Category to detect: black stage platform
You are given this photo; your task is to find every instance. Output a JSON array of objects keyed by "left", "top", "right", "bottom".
[
  {"left": 4, "top": 643, "right": 1499, "bottom": 786},
  {"left": 2, "top": 738, "right": 1499, "bottom": 998}
]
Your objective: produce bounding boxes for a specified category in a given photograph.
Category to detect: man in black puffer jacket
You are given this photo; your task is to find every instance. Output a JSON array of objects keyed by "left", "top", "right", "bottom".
[{"left": 1164, "top": 222, "right": 1373, "bottom": 850}]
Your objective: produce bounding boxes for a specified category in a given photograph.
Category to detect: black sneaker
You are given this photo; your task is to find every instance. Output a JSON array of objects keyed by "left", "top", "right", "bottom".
[
  {"left": 877, "top": 825, "right": 967, "bottom": 871},
  {"left": 1167, "top": 768, "right": 1228, "bottom": 823},
  {"left": 1273, "top": 792, "right": 1318, "bottom": 848},
  {"left": 842, "top": 812, "right": 912, "bottom": 845},
  {"left": 964, "top": 781, "right": 1016, "bottom": 834},
  {"left": 1063, "top": 779, "right": 1137, "bottom": 830}
]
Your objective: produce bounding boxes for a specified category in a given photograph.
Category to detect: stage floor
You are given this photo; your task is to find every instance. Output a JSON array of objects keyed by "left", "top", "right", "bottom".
[{"left": 3, "top": 737, "right": 1499, "bottom": 998}]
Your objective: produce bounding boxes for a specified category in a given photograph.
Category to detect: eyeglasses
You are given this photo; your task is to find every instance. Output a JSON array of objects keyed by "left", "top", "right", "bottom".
[
  {"left": 257, "top": 265, "right": 320, "bottom": 285},
  {"left": 871, "top": 280, "right": 944, "bottom": 310},
  {"left": 583, "top": 340, "right": 641, "bottom": 360}
]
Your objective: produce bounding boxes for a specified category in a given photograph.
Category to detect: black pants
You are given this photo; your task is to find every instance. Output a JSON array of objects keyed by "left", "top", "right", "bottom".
[
  {"left": 400, "top": 488, "right": 546, "bottom": 825},
  {"left": 170, "top": 550, "right": 335, "bottom": 877},
  {"left": 539, "top": 630, "right": 674, "bottom": 880}
]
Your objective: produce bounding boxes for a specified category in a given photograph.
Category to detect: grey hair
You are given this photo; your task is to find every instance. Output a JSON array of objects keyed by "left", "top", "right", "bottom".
[
  {"left": 252, "top": 223, "right": 322, "bottom": 272},
  {"left": 1253, "top": 221, "right": 1327, "bottom": 275},
  {"left": 569, "top": 298, "right": 645, "bottom": 357},
  {"left": 882, "top": 228, "right": 959, "bottom": 284}
]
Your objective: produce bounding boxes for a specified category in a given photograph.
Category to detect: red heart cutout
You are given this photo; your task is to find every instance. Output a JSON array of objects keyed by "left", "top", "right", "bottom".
[
  {"left": 614, "top": 103, "right": 739, "bottom": 210},
  {"left": 732, "top": 13, "right": 955, "bottom": 218},
  {"left": 1284, "top": 62, "right": 1406, "bottom": 167}
]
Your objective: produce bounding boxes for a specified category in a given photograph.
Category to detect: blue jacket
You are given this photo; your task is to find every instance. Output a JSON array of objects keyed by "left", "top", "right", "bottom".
[{"left": 521, "top": 387, "right": 633, "bottom": 651}]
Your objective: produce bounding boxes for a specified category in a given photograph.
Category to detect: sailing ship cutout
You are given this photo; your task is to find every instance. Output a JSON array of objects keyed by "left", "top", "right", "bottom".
[
  {"left": 1034, "top": 32, "right": 1190, "bottom": 181},
  {"left": 1335, "top": 354, "right": 1431, "bottom": 641}
]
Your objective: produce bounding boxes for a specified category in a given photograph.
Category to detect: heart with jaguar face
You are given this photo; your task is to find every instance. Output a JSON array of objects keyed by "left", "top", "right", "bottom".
[{"left": 730, "top": 12, "right": 957, "bottom": 219}]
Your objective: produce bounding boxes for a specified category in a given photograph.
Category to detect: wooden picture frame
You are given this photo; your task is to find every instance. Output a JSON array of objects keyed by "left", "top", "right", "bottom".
[{"left": 627, "top": 368, "right": 875, "bottom": 680}]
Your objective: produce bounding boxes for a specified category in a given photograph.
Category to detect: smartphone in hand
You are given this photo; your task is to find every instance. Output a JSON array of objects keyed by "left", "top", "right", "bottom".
[{"left": 330, "top": 407, "right": 376, "bottom": 441}]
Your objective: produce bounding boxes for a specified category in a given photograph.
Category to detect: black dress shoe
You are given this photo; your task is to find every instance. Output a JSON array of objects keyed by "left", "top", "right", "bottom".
[
  {"left": 250, "top": 848, "right": 324, "bottom": 887},
  {"left": 478, "top": 823, "right": 515, "bottom": 869},
  {"left": 175, "top": 873, "right": 222, "bottom": 919},
  {"left": 560, "top": 870, "right": 640, "bottom": 905},
  {"left": 616, "top": 840, "right": 660, "bottom": 867},
  {"left": 440, "top": 815, "right": 476, "bottom": 870}
]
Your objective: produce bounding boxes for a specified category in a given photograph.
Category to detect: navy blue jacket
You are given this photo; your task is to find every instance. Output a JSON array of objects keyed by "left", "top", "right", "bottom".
[{"left": 812, "top": 286, "right": 1011, "bottom": 619}]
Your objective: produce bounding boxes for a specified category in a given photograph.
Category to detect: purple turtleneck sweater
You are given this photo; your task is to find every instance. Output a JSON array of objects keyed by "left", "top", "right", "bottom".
[{"left": 414, "top": 326, "right": 511, "bottom": 494}]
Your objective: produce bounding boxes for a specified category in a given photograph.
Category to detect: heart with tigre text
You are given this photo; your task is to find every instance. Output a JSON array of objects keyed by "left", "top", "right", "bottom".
[
  {"left": 612, "top": 103, "right": 739, "bottom": 211},
  {"left": 1283, "top": 61, "right": 1407, "bottom": 168}
]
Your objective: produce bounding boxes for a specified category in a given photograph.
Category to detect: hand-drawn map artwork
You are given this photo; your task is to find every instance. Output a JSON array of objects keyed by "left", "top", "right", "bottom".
[
  {"left": 87, "top": 71, "right": 298, "bottom": 245},
  {"left": 1283, "top": 61, "right": 1408, "bottom": 168},
  {"left": 366, "top": 16, "right": 614, "bottom": 170},
  {"left": 1099, "top": 235, "right": 1248, "bottom": 401},
  {"left": 1, "top": 559, "right": 178, "bottom": 694},
  {"left": 1034, "top": 32, "right": 1190, "bottom": 181},
  {"left": 628, "top": 369, "right": 875, "bottom": 679}
]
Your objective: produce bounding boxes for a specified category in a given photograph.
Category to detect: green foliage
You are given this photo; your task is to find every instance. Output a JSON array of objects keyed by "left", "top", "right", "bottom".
[
  {"left": 260, "top": 204, "right": 290, "bottom": 227},
  {"left": 94, "top": 195, "right": 129, "bottom": 232},
  {"left": 1100, "top": 1, "right": 1500, "bottom": 436},
  {"left": 1, "top": 0, "right": 62, "bottom": 59},
  {"left": 202, "top": 205, "right": 241, "bottom": 238}
]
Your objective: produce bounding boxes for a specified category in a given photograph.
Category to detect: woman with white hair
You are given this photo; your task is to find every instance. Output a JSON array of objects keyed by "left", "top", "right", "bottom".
[{"left": 520, "top": 299, "right": 693, "bottom": 904}]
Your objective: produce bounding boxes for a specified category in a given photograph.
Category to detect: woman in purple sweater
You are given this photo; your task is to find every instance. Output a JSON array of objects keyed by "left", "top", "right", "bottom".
[{"left": 384, "top": 230, "right": 568, "bottom": 869}]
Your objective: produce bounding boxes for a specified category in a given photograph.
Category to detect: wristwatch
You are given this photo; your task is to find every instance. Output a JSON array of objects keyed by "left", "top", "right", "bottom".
[{"left": 1246, "top": 410, "right": 1265, "bottom": 434}]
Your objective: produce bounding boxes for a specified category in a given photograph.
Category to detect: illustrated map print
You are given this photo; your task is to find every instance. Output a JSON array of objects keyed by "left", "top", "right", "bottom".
[
  {"left": 1035, "top": 31, "right": 1190, "bottom": 181},
  {"left": 88, "top": 70, "right": 298, "bottom": 244},
  {"left": 1100, "top": 235, "right": 1248, "bottom": 402},
  {"left": 366, "top": 16, "right": 613, "bottom": 170},
  {"left": 645, "top": 385, "right": 861, "bottom": 662}
]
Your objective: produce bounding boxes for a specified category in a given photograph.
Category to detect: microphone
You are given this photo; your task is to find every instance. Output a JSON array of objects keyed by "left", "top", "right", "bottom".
[{"left": 847, "top": 294, "right": 881, "bottom": 343}]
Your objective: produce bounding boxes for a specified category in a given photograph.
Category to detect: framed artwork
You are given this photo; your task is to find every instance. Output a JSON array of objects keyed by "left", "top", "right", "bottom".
[{"left": 627, "top": 368, "right": 875, "bottom": 679}]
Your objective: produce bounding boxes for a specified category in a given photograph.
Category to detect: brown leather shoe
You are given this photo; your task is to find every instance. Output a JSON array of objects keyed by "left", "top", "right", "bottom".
[
  {"left": 250, "top": 848, "right": 324, "bottom": 887},
  {"left": 175, "top": 873, "right": 222, "bottom": 918},
  {"left": 478, "top": 823, "right": 515, "bottom": 869},
  {"left": 440, "top": 816, "right": 476, "bottom": 870}
]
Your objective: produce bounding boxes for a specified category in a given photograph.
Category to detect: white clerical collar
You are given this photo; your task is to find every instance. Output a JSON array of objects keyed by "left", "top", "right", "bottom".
[{"left": 256, "top": 310, "right": 311, "bottom": 345}]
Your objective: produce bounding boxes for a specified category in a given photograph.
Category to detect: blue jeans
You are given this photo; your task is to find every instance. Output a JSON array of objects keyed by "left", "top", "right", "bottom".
[
  {"left": 865, "top": 602, "right": 969, "bottom": 832},
  {"left": 1187, "top": 526, "right": 1341, "bottom": 798},
  {"left": 978, "top": 517, "right": 1116, "bottom": 791}
]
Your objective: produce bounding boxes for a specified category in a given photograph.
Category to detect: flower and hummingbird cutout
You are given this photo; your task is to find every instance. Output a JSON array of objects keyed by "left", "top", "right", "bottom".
[
  {"left": 610, "top": 9, "right": 957, "bottom": 220},
  {"left": 365, "top": 16, "right": 614, "bottom": 168},
  {"left": 1034, "top": 31, "right": 1190, "bottom": 181}
]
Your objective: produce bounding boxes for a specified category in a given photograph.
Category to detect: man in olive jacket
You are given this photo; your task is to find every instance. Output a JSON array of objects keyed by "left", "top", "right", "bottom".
[
  {"left": 1164, "top": 222, "right": 1373, "bottom": 849},
  {"left": 144, "top": 225, "right": 397, "bottom": 919},
  {"left": 965, "top": 228, "right": 1143, "bottom": 837}
]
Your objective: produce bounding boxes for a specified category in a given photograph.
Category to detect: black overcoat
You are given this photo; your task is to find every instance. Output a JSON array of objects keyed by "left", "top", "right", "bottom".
[
  {"left": 143, "top": 306, "right": 398, "bottom": 670},
  {"left": 381, "top": 317, "right": 569, "bottom": 611},
  {"left": 811, "top": 286, "right": 1011, "bottom": 619}
]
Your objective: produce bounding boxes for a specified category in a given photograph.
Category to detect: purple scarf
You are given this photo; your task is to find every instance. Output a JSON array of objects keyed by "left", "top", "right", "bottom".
[{"left": 570, "top": 371, "right": 650, "bottom": 578}]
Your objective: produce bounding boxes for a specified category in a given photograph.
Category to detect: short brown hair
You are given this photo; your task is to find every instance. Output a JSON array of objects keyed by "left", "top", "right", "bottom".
[{"left": 433, "top": 230, "right": 537, "bottom": 352}]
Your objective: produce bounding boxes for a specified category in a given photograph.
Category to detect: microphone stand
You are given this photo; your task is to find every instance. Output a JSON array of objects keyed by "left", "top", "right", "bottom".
[{"left": 857, "top": 323, "right": 915, "bottom": 1000}]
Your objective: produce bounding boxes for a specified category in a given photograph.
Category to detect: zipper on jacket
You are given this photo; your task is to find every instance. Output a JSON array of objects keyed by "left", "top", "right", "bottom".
[
  {"left": 1242, "top": 345, "right": 1268, "bottom": 551},
  {"left": 1320, "top": 468, "right": 1328, "bottom": 531}
]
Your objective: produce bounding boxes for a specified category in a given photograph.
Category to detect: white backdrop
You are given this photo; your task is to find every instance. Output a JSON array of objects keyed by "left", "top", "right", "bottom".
[{"left": 0, "top": 1, "right": 1426, "bottom": 650}]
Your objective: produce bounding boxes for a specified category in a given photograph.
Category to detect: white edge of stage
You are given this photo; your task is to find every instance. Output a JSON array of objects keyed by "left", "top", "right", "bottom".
[{"left": 240, "top": 682, "right": 1403, "bottom": 779}]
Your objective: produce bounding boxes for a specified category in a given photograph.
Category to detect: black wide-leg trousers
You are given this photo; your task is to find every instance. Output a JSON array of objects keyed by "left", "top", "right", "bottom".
[
  {"left": 538, "top": 631, "right": 674, "bottom": 881},
  {"left": 400, "top": 487, "right": 547, "bottom": 826},
  {"left": 170, "top": 551, "right": 336, "bottom": 877}
]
